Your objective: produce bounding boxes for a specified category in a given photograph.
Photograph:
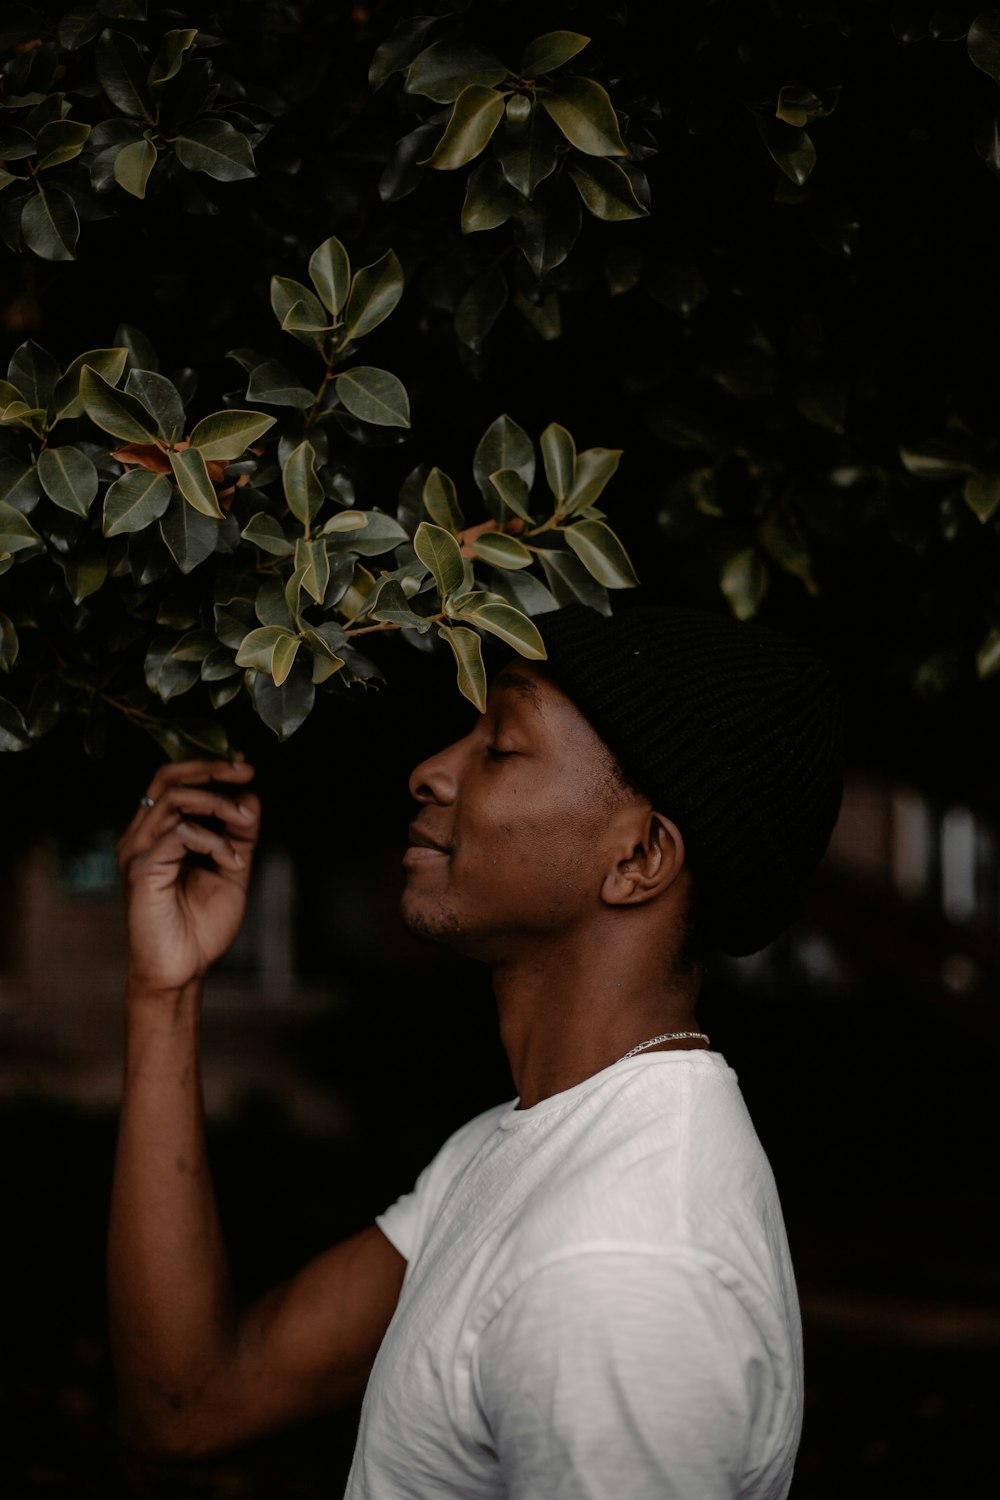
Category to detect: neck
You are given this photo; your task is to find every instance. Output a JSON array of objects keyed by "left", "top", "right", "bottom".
[{"left": 491, "top": 922, "right": 704, "bottom": 1111}]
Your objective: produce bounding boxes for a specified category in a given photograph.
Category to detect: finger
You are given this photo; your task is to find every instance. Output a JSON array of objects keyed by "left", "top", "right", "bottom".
[
  {"left": 120, "top": 791, "right": 261, "bottom": 871},
  {"left": 127, "top": 819, "right": 246, "bottom": 886},
  {"left": 121, "top": 759, "right": 256, "bottom": 844},
  {"left": 140, "top": 786, "right": 260, "bottom": 838},
  {"left": 145, "top": 757, "right": 255, "bottom": 805}
]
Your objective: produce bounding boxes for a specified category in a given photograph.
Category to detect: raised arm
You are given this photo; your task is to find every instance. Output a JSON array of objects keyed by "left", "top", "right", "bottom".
[{"left": 109, "top": 758, "right": 405, "bottom": 1459}]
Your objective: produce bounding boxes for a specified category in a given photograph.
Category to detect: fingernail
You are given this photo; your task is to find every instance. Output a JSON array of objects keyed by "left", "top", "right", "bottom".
[{"left": 233, "top": 850, "right": 244, "bottom": 866}]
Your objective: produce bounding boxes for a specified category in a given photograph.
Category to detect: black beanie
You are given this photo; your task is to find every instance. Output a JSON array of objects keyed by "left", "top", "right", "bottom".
[{"left": 537, "top": 602, "right": 844, "bottom": 958}]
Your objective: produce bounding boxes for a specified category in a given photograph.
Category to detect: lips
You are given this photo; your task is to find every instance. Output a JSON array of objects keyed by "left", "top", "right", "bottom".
[{"left": 403, "top": 823, "right": 451, "bottom": 864}]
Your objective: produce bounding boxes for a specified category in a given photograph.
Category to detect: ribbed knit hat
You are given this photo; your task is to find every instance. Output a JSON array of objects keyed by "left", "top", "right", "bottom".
[{"left": 537, "top": 601, "right": 844, "bottom": 957}]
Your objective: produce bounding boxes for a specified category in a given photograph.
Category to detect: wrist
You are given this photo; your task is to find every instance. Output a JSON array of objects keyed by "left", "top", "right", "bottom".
[{"left": 125, "top": 975, "right": 204, "bottom": 1025}]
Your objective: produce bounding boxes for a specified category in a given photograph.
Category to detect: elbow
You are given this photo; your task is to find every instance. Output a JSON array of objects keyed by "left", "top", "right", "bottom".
[{"left": 117, "top": 1394, "right": 235, "bottom": 1463}]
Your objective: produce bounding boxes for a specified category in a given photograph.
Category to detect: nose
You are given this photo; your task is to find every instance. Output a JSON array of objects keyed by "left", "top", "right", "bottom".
[{"left": 408, "top": 736, "right": 463, "bottom": 806}]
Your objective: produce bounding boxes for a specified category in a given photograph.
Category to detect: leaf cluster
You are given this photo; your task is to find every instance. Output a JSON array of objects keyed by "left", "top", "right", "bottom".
[{"left": 0, "top": 231, "right": 636, "bottom": 752}]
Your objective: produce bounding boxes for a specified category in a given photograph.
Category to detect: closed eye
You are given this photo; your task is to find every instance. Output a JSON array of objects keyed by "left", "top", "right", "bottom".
[{"left": 486, "top": 746, "right": 515, "bottom": 761}]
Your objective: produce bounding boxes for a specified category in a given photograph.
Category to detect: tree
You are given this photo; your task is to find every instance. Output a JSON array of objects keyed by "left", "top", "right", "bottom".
[{"left": 1, "top": 0, "right": 998, "bottom": 776}]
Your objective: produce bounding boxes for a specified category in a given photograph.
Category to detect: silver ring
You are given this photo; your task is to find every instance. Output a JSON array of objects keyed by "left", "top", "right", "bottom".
[{"left": 139, "top": 795, "right": 155, "bottom": 809}]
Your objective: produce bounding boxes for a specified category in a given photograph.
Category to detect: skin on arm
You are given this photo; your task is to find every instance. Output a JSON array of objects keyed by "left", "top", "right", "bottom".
[{"left": 109, "top": 758, "right": 405, "bottom": 1458}]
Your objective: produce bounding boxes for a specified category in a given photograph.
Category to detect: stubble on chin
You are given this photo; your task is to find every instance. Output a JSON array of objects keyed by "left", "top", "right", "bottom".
[{"left": 400, "top": 892, "right": 465, "bottom": 947}]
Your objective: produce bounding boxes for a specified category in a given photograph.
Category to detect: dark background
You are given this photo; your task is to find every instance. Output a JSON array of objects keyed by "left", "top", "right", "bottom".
[{"left": 3, "top": 0, "right": 1000, "bottom": 1494}]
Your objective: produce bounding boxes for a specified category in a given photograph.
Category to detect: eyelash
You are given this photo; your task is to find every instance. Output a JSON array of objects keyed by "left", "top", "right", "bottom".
[{"left": 486, "top": 746, "right": 514, "bottom": 761}]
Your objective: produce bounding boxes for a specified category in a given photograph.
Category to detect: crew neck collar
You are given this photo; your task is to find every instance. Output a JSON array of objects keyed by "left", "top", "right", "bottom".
[{"left": 498, "top": 1048, "right": 728, "bottom": 1129}]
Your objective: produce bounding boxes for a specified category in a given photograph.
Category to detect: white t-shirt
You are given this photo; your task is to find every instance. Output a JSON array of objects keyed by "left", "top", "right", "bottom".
[{"left": 344, "top": 1050, "right": 803, "bottom": 1499}]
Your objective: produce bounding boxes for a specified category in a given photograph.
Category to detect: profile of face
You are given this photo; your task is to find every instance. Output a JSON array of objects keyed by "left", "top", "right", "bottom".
[{"left": 401, "top": 663, "right": 685, "bottom": 964}]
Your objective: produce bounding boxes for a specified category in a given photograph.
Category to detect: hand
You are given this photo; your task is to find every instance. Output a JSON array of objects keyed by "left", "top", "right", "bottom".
[{"left": 117, "top": 757, "right": 261, "bottom": 997}]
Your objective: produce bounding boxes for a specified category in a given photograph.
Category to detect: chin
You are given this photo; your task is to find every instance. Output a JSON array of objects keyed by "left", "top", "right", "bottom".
[{"left": 400, "top": 894, "right": 493, "bottom": 961}]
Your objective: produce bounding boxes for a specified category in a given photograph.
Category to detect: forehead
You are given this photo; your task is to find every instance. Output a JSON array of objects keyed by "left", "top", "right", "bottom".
[{"left": 488, "top": 664, "right": 605, "bottom": 757}]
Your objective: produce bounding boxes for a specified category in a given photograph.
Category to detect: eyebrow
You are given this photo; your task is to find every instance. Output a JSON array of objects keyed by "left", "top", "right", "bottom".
[{"left": 493, "top": 670, "right": 542, "bottom": 708}]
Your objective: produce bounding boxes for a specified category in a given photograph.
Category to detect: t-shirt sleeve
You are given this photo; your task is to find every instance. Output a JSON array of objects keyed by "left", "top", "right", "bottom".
[
  {"left": 375, "top": 1100, "right": 512, "bottom": 1264},
  {"left": 472, "top": 1249, "right": 778, "bottom": 1500}
]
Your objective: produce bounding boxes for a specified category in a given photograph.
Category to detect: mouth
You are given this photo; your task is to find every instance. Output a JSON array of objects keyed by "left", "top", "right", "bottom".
[{"left": 403, "top": 824, "right": 451, "bottom": 865}]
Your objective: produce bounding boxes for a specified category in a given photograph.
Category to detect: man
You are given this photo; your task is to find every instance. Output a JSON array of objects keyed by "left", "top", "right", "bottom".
[{"left": 110, "top": 601, "right": 843, "bottom": 1498}]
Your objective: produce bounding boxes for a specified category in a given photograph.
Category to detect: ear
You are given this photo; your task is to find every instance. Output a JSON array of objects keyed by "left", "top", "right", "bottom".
[{"left": 600, "top": 810, "right": 686, "bottom": 908}]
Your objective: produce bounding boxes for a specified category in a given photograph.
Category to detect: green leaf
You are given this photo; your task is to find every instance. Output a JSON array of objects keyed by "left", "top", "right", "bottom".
[
  {"left": 296, "top": 537, "right": 330, "bottom": 604},
  {"left": 325, "top": 510, "right": 408, "bottom": 556},
  {"left": 776, "top": 85, "right": 838, "bottom": 127},
  {"left": 169, "top": 446, "right": 222, "bottom": 518},
  {"left": 540, "top": 422, "right": 576, "bottom": 502},
  {"left": 159, "top": 491, "right": 219, "bottom": 573},
  {"left": 0, "top": 463, "right": 42, "bottom": 515},
  {"left": 969, "top": 10, "right": 1000, "bottom": 80},
  {"left": 452, "top": 595, "right": 546, "bottom": 658},
  {"left": 81, "top": 364, "right": 158, "bottom": 442},
  {"left": 568, "top": 157, "right": 648, "bottom": 219},
  {"left": 189, "top": 408, "right": 275, "bottom": 461},
  {"left": 758, "top": 509, "right": 818, "bottom": 595},
  {"left": 426, "top": 84, "right": 505, "bottom": 169},
  {"left": 308, "top": 235, "right": 351, "bottom": 315},
  {"left": 539, "top": 549, "right": 610, "bottom": 613},
  {"left": 0, "top": 500, "right": 41, "bottom": 554},
  {"left": 244, "top": 359, "right": 314, "bottom": 408},
  {"left": 563, "top": 519, "right": 638, "bottom": 587},
  {"left": 270, "top": 275, "right": 328, "bottom": 346},
  {"left": 35, "top": 119, "right": 91, "bottom": 170},
  {"left": 488, "top": 467, "right": 535, "bottom": 522},
  {"left": 302, "top": 629, "right": 346, "bottom": 683},
  {"left": 57, "top": 536, "right": 107, "bottom": 604},
  {"left": 334, "top": 366, "right": 411, "bottom": 428},
  {"left": 963, "top": 472, "right": 1000, "bottom": 523},
  {"left": 474, "top": 414, "right": 535, "bottom": 512},
  {"left": 758, "top": 116, "right": 816, "bottom": 187},
  {"left": 414, "top": 521, "right": 466, "bottom": 598},
  {"left": 0, "top": 611, "right": 17, "bottom": 673},
  {"left": 371, "top": 577, "right": 432, "bottom": 631},
  {"left": 720, "top": 548, "right": 769, "bottom": 620},
  {"left": 462, "top": 159, "right": 525, "bottom": 232},
  {"left": 37, "top": 445, "right": 98, "bottom": 516},
  {"left": 519, "top": 31, "right": 591, "bottom": 76},
  {"left": 148, "top": 27, "right": 197, "bottom": 90},
  {"left": 369, "top": 14, "right": 438, "bottom": 89},
  {"left": 563, "top": 446, "right": 623, "bottom": 516},
  {"left": 319, "top": 511, "right": 367, "bottom": 535},
  {"left": 512, "top": 179, "right": 581, "bottom": 276},
  {"left": 405, "top": 42, "right": 507, "bottom": 103},
  {"left": 9, "top": 340, "right": 59, "bottom": 411},
  {"left": 422, "top": 468, "right": 464, "bottom": 530},
  {"left": 471, "top": 531, "right": 533, "bottom": 569},
  {"left": 438, "top": 624, "right": 487, "bottom": 711},
  {"left": 976, "top": 626, "right": 1000, "bottom": 679},
  {"left": 113, "top": 135, "right": 156, "bottom": 198},
  {"left": 175, "top": 119, "right": 256, "bottom": 181},
  {"left": 283, "top": 440, "right": 324, "bottom": 526},
  {"left": 0, "top": 125, "right": 37, "bottom": 160},
  {"left": 236, "top": 624, "right": 300, "bottom": 686},
  {"left": 21, "top": 186, "right": 79, "bottom": 261},
  {"left": 0, "top": 696, "right": 31, "bottom": 752},
  {"left": 496, "top": 103, "right": 559, "bottom": 198},
  {"left": 0, "top": 401, "right": 46, "bottom": 436},
  {"left": 341, "top": 250, "right": 405, "bottom": 342},
  {"left": 124, "top": 369, "right": 185, "bottom": 441},
  {"left": 95, "top": 27, "right": 153, "bottom": 118},
  {"left": 538, "top": 77, "right": 627, "bottom": 157},
  {"left": 251, "top": 667, "right": 315, "bottom": 739},
  {"left": 900, "top": 442, "right": 975, "bottom": 479},
  {"left": 455, "top": 265, "right": 508, "bottom": 353},
  {"left": 241, "top": 511, "right": 294, "bottom": 556},
  {"left": 53, "top": 347, "right": 128, "bottom": 421},
  {"left": 103, "top": 468, "right": 172, "bottom": 535}
]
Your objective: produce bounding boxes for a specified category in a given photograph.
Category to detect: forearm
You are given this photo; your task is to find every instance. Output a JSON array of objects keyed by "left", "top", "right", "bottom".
[{"left": 108, "top": 980, "right": 238, "bottom": 1452}]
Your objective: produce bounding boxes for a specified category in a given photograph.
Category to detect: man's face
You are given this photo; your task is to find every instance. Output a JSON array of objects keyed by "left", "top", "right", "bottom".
[{"left": 401, "top": 662, "right": 641, "bottom": 960}]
